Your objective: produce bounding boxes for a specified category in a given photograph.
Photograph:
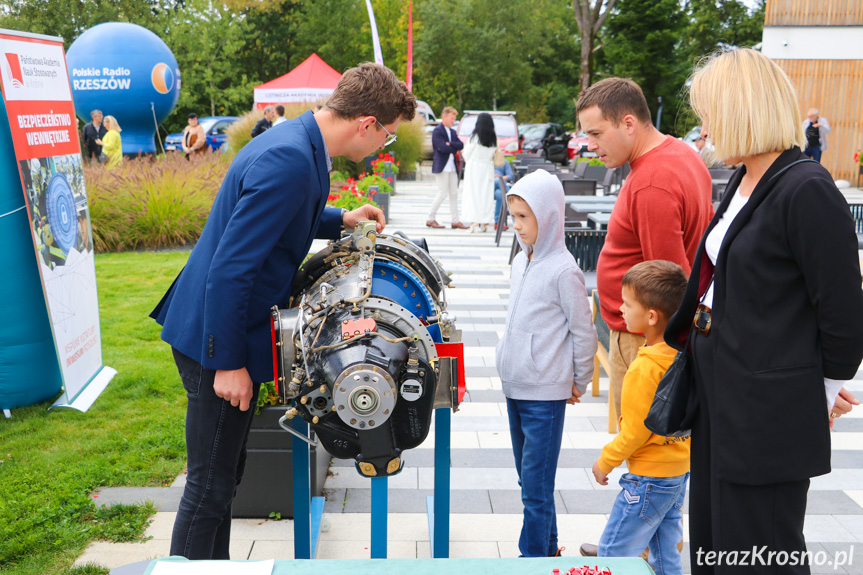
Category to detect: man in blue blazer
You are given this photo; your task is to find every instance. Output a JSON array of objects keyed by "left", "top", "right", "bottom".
[
  {"left": 427, "top": 106, "right": 467, "bottom": 228},
  {"left": 150, "top": 63, "right": 416, "bottom": 560}
]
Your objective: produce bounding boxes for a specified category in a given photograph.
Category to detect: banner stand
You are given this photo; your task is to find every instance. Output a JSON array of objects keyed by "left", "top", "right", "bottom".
[
  {"left": 0, "top": 28, "right": 116, "bottom": 412},
  {"left": 50, "top": 365, "right": 116, "bottom": 411}
]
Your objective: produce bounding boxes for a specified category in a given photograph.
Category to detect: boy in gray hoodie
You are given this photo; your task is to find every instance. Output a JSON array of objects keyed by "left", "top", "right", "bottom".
[{"left": 496, "top": 169, "right": 597, "bottom": 557}]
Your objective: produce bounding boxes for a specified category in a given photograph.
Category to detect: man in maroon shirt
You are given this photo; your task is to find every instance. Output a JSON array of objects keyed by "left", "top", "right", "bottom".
[{"left": 577, "top": 78, "right": 713, "bottom": 426}]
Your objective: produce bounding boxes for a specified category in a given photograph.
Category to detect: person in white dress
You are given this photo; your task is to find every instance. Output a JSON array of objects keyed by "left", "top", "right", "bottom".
[{"left": 462, "top": 112, "right": 497, "bottom": 232}]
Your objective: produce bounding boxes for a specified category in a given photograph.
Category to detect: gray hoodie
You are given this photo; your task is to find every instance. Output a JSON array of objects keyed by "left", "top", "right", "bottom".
[{"left": 495, "top": 170, "right": 597, "bottom": 400}]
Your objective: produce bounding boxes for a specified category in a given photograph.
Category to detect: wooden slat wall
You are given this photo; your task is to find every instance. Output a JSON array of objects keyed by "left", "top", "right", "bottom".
[
  {"left": 775, "top": 59, "right": 863, "bottom": 183},
  {"left": 765, "top": 0, "right": 863, "bottom": 26}
]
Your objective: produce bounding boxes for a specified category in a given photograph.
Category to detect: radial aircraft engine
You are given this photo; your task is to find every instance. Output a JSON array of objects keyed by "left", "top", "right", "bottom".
[{"left": 271, "top": 222, "right": 465, "bottom": 478}]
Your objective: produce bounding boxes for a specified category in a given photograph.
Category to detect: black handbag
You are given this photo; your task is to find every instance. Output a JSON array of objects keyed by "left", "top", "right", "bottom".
[{"left": 644, "top": 339, "right": 693, "bottom": 438}]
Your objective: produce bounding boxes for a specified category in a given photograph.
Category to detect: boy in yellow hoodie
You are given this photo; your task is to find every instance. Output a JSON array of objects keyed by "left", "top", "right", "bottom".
[{"left": 592, "top": 260, "right": 689, "bottom": 575}]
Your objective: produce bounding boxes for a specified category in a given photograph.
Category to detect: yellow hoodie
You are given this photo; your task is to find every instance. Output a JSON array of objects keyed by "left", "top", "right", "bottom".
[{"left": 598, "top": 341, "right": 690, "bottom": 477}]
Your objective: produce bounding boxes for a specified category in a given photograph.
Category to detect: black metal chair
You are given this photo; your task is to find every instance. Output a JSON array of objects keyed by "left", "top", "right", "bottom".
[
  {"left": 495, "top": 175, "right": 510, "bottom": 247},
  {"left": 596, "top": 168, "right": 618, "bottom": 195},
  {"left": 583, "top": 164, "right": 608, "bottom": 182},
  {"left": 527, "top": 163, "right": 558, "bottom": 174},
  {"left": 562, "top": 179, "right": 597, "bottom": 196},
  {"left": 571, "top": 160, "right": 589, "bottom": 178},
  {"left": 509, "top": 227, "right": 608, "bottom": 269}
]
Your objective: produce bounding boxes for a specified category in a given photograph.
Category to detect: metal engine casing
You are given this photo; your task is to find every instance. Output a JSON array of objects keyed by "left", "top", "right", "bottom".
[{"left": 271, "top": 223, "right": 463, "bottom": 478}]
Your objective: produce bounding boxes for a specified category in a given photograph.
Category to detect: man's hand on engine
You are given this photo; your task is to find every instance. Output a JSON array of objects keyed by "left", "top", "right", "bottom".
[
  {"left": 214, "top": 367, "right": 254, "bottom": 411},
  {"left": 344, "top": 204, "right": 386, "bottom": 233}
]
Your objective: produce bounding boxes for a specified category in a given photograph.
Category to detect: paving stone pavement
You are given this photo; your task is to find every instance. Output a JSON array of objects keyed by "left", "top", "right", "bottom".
[{"left": 77, "top": 178, "right": 863, "bottom": 573}]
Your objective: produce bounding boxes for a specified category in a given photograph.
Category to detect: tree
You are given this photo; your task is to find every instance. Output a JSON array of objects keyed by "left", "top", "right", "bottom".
[
  {"left": 165, "top": 0, "right": 256, "bottom": 126},
  {"left": 572, "top": 0, "right": 617, "bottom": 94},
  {"left": 600, "top": 0, "right": 687, "bottom": 133},
  {"left": 0, "top": 0, "right": 173, "bottom": 49},
  {"left": 683, "top": 0, "right": 765, "bottom": 65}
]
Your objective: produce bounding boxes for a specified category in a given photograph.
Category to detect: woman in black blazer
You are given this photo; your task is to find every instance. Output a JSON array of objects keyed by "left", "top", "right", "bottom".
[{"left": 666, "top": 49, "right": 863, "bottom": 574}]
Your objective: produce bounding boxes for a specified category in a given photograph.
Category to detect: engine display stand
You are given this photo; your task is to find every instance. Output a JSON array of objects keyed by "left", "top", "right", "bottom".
[{"left": 292, "top": 407, "right": 453, "bottom": 559}]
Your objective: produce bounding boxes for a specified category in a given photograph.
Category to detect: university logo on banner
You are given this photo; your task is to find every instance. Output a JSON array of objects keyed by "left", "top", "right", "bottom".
[{"left": 0, "top": 29, "right": 115, "bottom": 411}]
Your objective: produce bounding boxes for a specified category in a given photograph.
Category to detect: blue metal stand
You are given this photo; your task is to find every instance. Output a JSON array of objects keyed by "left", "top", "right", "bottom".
[
  {"left": 426, "top": 407, "right": 451, "bottom": 558},
  {"left": 370, "top": 477, "right": 388, "bottom": 558},
  {"left": 292, "top": 418, "right": 325, "bottom": 559}
]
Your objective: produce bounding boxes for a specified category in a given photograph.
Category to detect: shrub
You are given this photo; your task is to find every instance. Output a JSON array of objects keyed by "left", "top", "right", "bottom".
[
  {"left": 388, "top": 117, "right": 423, "bottom": 174},
  {"left": 327, "top": 179, "right": 378, "bottom": 211},
  {"left": 85, "top": 153, "right": 228, "bottom": 252},
  {"left": 225, "top": 99, "right": 327, "bottom": 156}
]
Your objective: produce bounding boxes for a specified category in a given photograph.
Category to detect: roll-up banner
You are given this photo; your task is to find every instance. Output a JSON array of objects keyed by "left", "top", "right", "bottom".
[{"left": 0, "top": 28, "right": 115, "bottom": 412}]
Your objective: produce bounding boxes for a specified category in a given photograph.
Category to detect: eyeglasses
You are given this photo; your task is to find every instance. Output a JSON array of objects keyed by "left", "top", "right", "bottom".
[{"left": 376, "top": 120, "right": 398, "bottom": 147}]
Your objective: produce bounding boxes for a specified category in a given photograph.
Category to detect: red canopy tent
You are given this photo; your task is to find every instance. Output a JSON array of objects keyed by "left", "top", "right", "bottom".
[{"left": 253, "top": 53, "right": 342, "bottom": 109}]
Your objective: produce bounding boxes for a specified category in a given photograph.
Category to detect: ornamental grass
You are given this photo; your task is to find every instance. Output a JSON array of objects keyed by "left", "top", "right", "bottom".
[{"left": 84, "top": 152, "right": 229, "bottom": 252}]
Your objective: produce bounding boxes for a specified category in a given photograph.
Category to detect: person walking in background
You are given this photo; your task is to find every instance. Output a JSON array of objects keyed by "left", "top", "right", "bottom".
[
  {"left": 427, "top": 106, "right": 467, "bottom": 229},
  {"left": 97, "top": 116, "right": 123, "bottom": 168},
  {"left": 670, "top": 48, "right": 863, "bottom": 574},
  {"left": 182, "top": 113, "right": 208, "bottom": 157},
  {"left": 493, "top": 154, "right": 515, "bottom": 230},
  {"left": 497, "top": 169, "right": 596, "bottom": 558},
  {"left": 273, "top": 104, "right": 287, "bottom": 126},
  {"left": 803, "top": 107, "right": 830, "bottom": 163},
  {"left": 251, "top": 106, "right": 275, "bottom": 138},
  {"left": 82, "top": 109, "right": 106, "bottom": 163},
  {"left": 462, "top": 112, "right": 497, "bottom": 233}
]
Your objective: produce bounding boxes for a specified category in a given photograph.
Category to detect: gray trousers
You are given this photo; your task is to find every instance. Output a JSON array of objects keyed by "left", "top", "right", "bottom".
[{"left": 429, "top": 171, "right": 460, "bottom": 222}]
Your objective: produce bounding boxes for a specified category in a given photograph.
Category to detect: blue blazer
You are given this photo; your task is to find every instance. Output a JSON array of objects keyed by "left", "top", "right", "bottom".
[
  {"left": 151, "top": 111, "right": 343, "bottom": 383},
  {"left": 431, "top": 123, "right": 463, "bottom": 174}
]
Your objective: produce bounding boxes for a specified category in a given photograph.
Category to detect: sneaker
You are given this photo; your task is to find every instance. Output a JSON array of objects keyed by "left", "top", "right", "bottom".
[{"left": 579, "top": 543, "right": 598, "bottom": 557}]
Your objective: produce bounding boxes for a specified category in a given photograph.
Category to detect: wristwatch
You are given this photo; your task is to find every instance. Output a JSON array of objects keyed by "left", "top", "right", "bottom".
[{"left": 340, "top": 208, "right": 347, "bottom": 227}]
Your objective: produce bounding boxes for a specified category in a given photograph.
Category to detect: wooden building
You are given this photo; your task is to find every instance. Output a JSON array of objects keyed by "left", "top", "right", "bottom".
[{"left": 763, "top": 0, "right": 863, "bottom": 183}]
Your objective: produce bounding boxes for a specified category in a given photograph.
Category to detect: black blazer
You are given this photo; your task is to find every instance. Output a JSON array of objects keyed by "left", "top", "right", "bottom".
[
  {"left": 82, "top": 122, "right": 106, "bottom": 154},
  {"left": 665, "top": 148, "right": 863, "bottom": 485},
  {"left": 431, "top": 123, "right": 463, "bottom": 174}
]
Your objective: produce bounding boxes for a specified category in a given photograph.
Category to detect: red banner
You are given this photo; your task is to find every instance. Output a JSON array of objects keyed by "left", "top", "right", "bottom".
[{"left": 406, "top": 1, "right": 413, "bottom": 92}]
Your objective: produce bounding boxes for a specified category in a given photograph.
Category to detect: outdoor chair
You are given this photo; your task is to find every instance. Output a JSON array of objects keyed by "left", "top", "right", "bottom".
[
  {"left": 596, "top": 168, "right": 617, "bottom": 195},
  {"left": 563, "top": 179, "right": 597, "bottom": 196},
  {"left": 582, "top": 164, "right": 608, "bottom": 183},
  {"left": 571, "top": 160, "right": 589, "bottom": 178}
]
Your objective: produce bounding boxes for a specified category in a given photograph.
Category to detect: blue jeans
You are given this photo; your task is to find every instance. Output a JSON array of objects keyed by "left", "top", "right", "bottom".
[
  {"left": 506, "top": 397, "right": 567, "bottom": 557},
  {"left": 494, "top": 180, "right": 503, "bottom": 226},
  {"left": 170, "top": 348, "right": 261, "bottom": 559},
  {"left": 599, "top": 472, "right": 688, "bottom": 575},
  {"left": 803, "top": 146, "right": 822, "bottom": 163}
]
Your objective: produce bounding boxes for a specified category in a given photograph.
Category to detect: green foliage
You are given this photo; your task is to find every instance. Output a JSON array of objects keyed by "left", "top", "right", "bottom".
[
  {"left": 387, "top": 119, "right": 424, "bottom": 173},
  {"left": 85, "top": 154, "right": 227, "bottom": 252},
  {"left": 0, "top": 252, "right": 190, "bottom": 575},
  {"left": 85, "top": 503, "right": 156, "bottom": 543},
  {"left": 600, "top": 0, "right": 688, "bottom": 135},
  {"left": 355, "top": 174, "right": 394, "bottom": 195},
  {"left": 256, "top": 381, "right": 278, "bottom": 413}
]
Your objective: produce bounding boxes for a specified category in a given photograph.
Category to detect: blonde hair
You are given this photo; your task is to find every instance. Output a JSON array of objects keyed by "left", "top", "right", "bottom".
[
  {"left": 689, "top": 48, "right": 804, "bottom": 160},
  {"left": 441, "top": 106, "right": 457, "bottom": 117},
  {"left": 103, "top": 115, "right": 122, "bottom": 132}
]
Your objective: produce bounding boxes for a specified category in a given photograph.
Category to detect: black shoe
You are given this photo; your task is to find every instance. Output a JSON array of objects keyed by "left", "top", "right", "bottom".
[{"left": 580, "top": 543, "right": 597, "bottom": 557}]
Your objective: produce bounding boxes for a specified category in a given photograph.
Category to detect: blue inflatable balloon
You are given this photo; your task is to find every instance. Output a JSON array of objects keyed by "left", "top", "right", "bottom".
[{"left": 66, "top": 22, "right": 180, "bottom": 155}]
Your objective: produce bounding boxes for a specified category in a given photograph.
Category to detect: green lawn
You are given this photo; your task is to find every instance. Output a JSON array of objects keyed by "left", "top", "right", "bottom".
[{"left": 0, "top": 251, "right": 191, "bottom": 575}]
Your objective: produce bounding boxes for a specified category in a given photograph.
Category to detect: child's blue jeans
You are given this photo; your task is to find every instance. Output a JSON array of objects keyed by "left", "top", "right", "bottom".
[
  {"left": 599, "top": 472, "right": 689, "bottom": 575},
  {"left": 506, "top": 397, "right": 567, "bottom": 557}
]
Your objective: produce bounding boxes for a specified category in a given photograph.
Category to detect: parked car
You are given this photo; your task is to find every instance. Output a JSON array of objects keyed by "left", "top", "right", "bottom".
[
  {"left": 416, "top": 100, "right": 438, "bottom": 124},
  {"left": 680, "top": 126, "right": 703, "bottom": 151},
  {"left": 457, "top": 110, "right": 520, "bottom": 155},
  {"left": 567, "top": 131, "right": 595, "bottom": 160},
  {"left": 519, "top": 122, "right": 569, "bottom": 165},
  {"left": 164, "top": 116, "right": 238, "bottom": 153},
  {"left": 421, "top": 121, "right": 439, "bottom": 160}
]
